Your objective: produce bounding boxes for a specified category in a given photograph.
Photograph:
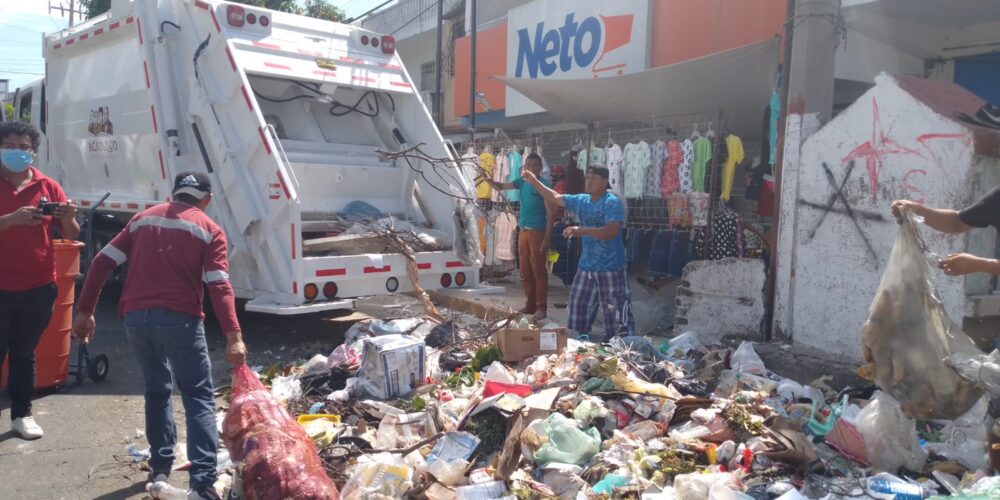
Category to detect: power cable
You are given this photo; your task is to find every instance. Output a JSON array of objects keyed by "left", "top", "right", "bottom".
[{"left": 390, "top": 1, "right": 437, "bottom": 36}]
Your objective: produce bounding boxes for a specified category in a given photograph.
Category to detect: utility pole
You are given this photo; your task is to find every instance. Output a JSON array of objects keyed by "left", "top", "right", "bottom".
[
  {"left": 49, "top": 0, "right": 85, "bottom": 26},
  {"left": 468, "top": 0, "right": 477, "bottom": 140},
  {"left": 434, "top": 0, "right": 444, "bottom": 127}
]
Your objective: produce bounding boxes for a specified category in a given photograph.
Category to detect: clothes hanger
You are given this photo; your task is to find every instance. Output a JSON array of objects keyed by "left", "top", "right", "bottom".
[{"left": 706, "top": 123, "right": 716, "bottom": 139}]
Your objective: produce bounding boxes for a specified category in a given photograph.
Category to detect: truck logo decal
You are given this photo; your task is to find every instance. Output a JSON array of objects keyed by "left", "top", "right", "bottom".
[
  {"left": 86, "top": 106, "right": 120, "bottom": 156},
  {"left": 88, "top": 106, "right": 114, "bottom": 136}
]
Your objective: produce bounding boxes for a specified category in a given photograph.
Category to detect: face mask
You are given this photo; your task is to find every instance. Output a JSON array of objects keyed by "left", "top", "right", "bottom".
[{"left": 0, "top": 148, "right": 33, "bottom": 173}]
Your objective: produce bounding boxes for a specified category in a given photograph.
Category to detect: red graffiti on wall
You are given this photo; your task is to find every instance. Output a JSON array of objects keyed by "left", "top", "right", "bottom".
[{"left": 843, "top": 97, "right": 925, "bottom": 203}]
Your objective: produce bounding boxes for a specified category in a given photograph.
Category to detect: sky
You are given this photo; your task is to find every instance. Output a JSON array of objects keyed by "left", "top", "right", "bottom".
[{"left": 0, "top": 0, "right": 392, "bottom": 93}]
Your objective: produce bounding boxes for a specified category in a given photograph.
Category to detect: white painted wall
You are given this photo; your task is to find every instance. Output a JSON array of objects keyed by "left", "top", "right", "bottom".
[
  {"left": 677, "top": 258, "right": 766, "bottom": 341},
  {"left": 777, "top": 74, "right": 989, "bottom": 360}
]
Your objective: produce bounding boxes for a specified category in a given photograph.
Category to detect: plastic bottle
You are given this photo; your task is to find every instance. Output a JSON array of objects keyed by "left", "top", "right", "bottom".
[
  {"left": 865, "top": 473, "right": 925, "bottom": 500},
  {"left": 147, "top": 481, "right": 187, "bottom": 500}
]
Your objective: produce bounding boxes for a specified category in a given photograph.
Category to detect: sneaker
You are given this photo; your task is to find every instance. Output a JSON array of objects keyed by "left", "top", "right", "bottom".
[
  {"left": 976, "top": 103, "right": 1000, "bottom": 129},
  {"left": 532, "top": 310, "right": 548, "bottom": 322},
  {"left": 12, "top": 416, "right": 43, "bottom": 440},
  {"left": 517, "top": 307, "right": 536, "bottom": 315},
  {"left": 188, "top": 487, "right": 223, "bottom": 500}
]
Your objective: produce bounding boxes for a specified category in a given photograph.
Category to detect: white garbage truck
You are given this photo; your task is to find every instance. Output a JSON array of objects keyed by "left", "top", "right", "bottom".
[{"left": 12, "top": 0, "right": 482, "bottom": 315}]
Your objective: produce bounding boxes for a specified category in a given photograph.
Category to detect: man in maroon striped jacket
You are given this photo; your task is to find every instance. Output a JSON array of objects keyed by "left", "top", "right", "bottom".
[{"left": 73, "top": 171, "right": 246, "bottom": 500}]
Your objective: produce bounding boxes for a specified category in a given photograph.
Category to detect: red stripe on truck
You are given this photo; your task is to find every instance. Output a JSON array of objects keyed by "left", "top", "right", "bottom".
[
  {"left": 66, "top": 38, "right": 75, "bottom": 46},
  {"left": 241, "top": 85, "right": 253, "bottom": 110},
  {"left": 292, "top": 281, "right": 298, "bottom": 294},
  {"left": 446, "top": 261, "right": 464, "bottom": 268},
  {"left": 209, "top": 9, "right": 221, "bottom": 32},
  {"left": 126, "top": 16, "right": 134, "bottom": 24},
  {"left": 364, "top": 266, "right": 392, "bottom": 274},
  {"left": 264, "top": 62, "right": 292, "bottom": 71},
  {"left": 225, "top": 47, "right": 237, "bottom": 71},
  {"left": 259, "top": 128, "right": 272, "bottom": 155},
  {"left": 81, "top": 200, "right": 91, "bottom": 206},
  {"left": 127, "top": 203, "right": 140, "bottom": 209},
  {"left": 390, "top": 81, "right": 411, "bottom": 89},
  {"left": 316, "top": 269, "right": 346, "bottom": 277},
  {"left": 158, "top": 150, "right": 166, "bottom": 179},
  {"left": 291, "top": 224, "right": 296, "bottom": 259},
  {"left": 137, "top": 18, "right": 143, "bottom": 44},
  {"left": 111, "top": 22, "right": 121, "bottom": 30},
  {"left": 417, "top": 263, "right": 432, "bottom": 270},
  {"left": 54, "top": 43, "right": 62, "bottom": 50},
  {"left": 275, "top": 170, "right": 290, "bottom": 199},
  {"left": 94, "top": 28, "right": 104, "bottom": 36},
  {"left": 80, "top": 33, "right": 89, "bottom": 41},
  {"left": 313, "top": 70, "right": 337, "bottom": 78},
  {"left": 150, "top": 105, "right": 158, "bottom": 133},
  {"left": 143, "top": 61, "right": 151, "bottom": 88},
  {"left": 195, "top": 0, "right": 210, "bottom": 10},
  {"left": 253, "top": 41, "right": 281, "bottom": 50},
  {"left": 352, "top": 76, "right": 376, "bottom": 84}
]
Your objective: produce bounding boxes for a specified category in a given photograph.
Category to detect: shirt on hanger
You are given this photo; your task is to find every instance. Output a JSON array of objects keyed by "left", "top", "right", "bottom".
[
  {"left": 576, "top": 146, "right": 607, "bottom": 170},
  {"left": 646, "top": 140, "right": 667, "bottom": 197},
  {"left": 720, "top": 135, "right": 745, "bottom": 201},
  {"left": 461, "top": 153, "right": 480, "bottom": 197},
  {"left": 492, "top": 152, "right": 510, "bottom": 202},
  {"left": 661, "top": 140, "right": 682, "bottom": 197},
  {"left": 691, "top": 137, "right": 712, "bottom": 193},
  {"left": 477, "top": 151, "right": 494, "bottom": 199},
  {"left": 679, "top": 139, "right": 694, "bottom": 193},
  {"left": 605, "top": 143, "right": 624, "bottom": 197},
  {"left": 506, "top": 150, "right": 523, "bottom": 201},
  {"left": 769, "top": 90, "right": 780, "bottom": 165},
  {"left": 622, "top": 141, "right": 651, "bottom": 198}
]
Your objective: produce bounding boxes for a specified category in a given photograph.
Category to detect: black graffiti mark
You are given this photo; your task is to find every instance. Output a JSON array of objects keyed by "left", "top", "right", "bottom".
[{"left": 799, "top": 161, "right": 882, "bottom": 266}]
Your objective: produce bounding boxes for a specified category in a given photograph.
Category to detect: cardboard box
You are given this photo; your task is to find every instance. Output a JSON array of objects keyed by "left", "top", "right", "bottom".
[
  {"left": 496, "top": 328, "right": 567, "bottom": 362},
  {"left": 357, "top": 334, "right": 426, "bottom": 400}
]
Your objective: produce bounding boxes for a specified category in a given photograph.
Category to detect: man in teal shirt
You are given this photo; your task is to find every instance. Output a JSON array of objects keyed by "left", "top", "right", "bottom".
[{"left": 492, "top": 153, "right": 555, "bottom": 320}]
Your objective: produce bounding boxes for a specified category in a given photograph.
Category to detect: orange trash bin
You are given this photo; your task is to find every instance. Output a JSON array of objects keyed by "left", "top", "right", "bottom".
[{"left": 1, "top": 240, "right": 84, "bottom": 389}]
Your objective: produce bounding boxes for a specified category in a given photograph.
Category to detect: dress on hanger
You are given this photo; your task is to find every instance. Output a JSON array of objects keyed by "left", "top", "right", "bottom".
[
  {"left": 492, "top": 151, "right": 510, "bottom": 202},
  {"left": 679, "top": 139, "right": 694, "bottom": 194},
  {"left": 646, "top": 140, "right": 667, "bottom": 197},
  {"left": 506, "top": 150, "right": 523, "bottom": 201},
  {"left": 660, "top": 140, "right": 682, "bottom": 198},
  {"left": 622, "top": 141, "right": 651, "bottom": 199},
  {"left": 720, "top": 134, "right": 745, "bottom": 201},
  {"left": 691, "top": 136, "right": 712, "bottom": 193},
  {"left": 605, "top": 143, "right": 624, "bottom": 197},
  {"left": 477, "top": 150, "right": 495, "bottom": 200}
]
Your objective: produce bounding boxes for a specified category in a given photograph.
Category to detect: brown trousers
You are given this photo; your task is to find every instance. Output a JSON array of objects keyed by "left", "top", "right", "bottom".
[{"left": 518, "top": 229, "right": 548, "bottom": 313}]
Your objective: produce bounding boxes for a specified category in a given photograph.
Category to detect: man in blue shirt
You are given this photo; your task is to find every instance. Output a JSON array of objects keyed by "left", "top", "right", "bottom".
[
  {"left": 492, "top": 153, "right": 555, "bottom": 320},
  {"left": 521, "top": 165, "right": 634, "bottom": 339}
]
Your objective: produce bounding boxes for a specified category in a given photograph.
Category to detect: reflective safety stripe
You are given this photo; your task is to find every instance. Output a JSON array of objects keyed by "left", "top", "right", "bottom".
[
  {"left": 99, "top": 244, "right": 128, "bottom": 265},
  {"left": 130, "top": 215, "right": 212, "bottom": 244},
  {"left": 203, "top": 270, "right": 230, "bottom": 283}
]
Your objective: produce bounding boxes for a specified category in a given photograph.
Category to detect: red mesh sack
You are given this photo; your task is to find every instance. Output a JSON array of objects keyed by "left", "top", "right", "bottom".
[{"left": 223, "top": 365, "right": 340, "bottom": 500}]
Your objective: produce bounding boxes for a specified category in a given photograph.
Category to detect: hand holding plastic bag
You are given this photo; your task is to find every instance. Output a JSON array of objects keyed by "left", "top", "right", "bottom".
[{"left": 858, "top": 214, "right": 983, "bottom": 419}]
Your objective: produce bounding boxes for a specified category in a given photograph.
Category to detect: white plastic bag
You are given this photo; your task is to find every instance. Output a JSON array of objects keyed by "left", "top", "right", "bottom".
[
  {"left": 730, "top": 341, "right": 766, "bottom": 376},
  {"left": 924, "top": 396, "right": 989, "bottom": 471},
  {"left": 859, "top": 214, "right": 983, "bottom": 419},
  {"left": 854, "top": 391, "right": 927, "bottom": 473},
  {"left": 949, "top": 349, "right": 1000, "bottom": 398},
  {"left": 270, "top": 375, "right": 302, "bottom": 403}
]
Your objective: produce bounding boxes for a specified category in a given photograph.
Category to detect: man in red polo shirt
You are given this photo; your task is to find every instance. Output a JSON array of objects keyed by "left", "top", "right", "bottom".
[{"left": 0, "top": 121, "right": 79, "bottom": 440}]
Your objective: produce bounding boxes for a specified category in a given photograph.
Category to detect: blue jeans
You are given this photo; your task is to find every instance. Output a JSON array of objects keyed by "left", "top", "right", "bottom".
[{"left": 124, "top": 309, "right": 217, "bottom": 490}]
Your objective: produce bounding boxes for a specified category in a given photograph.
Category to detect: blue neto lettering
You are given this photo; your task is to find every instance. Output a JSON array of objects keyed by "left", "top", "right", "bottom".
[{"left": 515, "top": 13, "right": 604, "bottom": 78}]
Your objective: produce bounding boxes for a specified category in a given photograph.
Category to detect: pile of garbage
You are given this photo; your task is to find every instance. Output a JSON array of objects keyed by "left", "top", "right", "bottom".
[{"left": 193, "top": 312, "right": 1000, "bottom": 500}]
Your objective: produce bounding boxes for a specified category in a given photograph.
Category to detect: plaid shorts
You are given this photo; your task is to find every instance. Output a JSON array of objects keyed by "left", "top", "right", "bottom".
[{"left": 567, "top": 267, "right": 635, "bottom": 339}]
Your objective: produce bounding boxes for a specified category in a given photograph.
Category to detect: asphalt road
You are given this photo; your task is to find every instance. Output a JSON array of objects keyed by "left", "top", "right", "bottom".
[{"left": 0, "top": 287, "right": 384, "bottom": 500}]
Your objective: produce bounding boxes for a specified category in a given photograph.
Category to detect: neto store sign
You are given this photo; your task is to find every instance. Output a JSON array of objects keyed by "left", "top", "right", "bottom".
[{"left": 506, "top": 0, "right": 651, "bottom": 116}]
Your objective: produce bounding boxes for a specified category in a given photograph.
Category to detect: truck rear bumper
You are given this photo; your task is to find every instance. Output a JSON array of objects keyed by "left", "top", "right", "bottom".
[{"left": 244, "top": 297, "right": 355, "bottom": 315}]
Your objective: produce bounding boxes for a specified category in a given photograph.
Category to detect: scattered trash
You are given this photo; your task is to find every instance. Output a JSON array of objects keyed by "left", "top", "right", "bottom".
[
  {"left": 203, "top": 297, "right": 1000, "bottom": 498},
  {"left": 125, "top": 444, "right": 151, "bottom": 463}
]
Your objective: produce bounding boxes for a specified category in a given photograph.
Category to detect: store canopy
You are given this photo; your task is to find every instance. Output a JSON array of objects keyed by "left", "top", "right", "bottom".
[{"left": 498, "top": 39, "right": 780, "bottom": 138}]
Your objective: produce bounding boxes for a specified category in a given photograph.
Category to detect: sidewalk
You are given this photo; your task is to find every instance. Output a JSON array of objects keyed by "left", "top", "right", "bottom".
[{"left": 432, "top": 275, "right": 572, "bottom": 327}]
